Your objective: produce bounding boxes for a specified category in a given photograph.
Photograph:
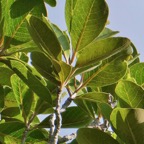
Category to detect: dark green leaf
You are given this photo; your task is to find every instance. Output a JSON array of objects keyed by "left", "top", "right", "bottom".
[
  {"left": 31, "top": 51, "right": 60, "bottom": 85},
  {"left": 44, "top": 0, "right": 57, "bottom": 7},
  {"left": 38, "top": 107, "right": 92, "bottom": 128},
  {"left": 27, "top": 15, "right": 62, "bottom": 60},
  {"left": 77, "top": 128, "right": 119, "bottom": 144},
  {"left": 110, "top": 108, "right": 144, "bottom": 144}
]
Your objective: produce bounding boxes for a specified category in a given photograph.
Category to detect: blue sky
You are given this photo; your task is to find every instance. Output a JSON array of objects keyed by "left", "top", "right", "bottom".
[{"left": 47, "top": 0, "right": 144, "bottom": 61}]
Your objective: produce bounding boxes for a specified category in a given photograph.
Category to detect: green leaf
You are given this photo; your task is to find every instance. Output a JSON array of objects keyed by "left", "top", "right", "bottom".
[
  {"left": 74, "top": 92, "right": 109, "bottom": 118},
  {"left": 2, "top": 0, "right": 47, "bottom": 48},
  {"left": 0, "top": 121, "right": 25, "bottom": 135},
  {"left": 130, "top": 63, "right": 144, "bottom": 85},
  {"left": 38, "top": 107, "right": 92, "bottom": 128},
  {"left": 97, "top": 103, "right": 112, "bottom": 121},
  {"left": 0, "top": 66, "right": 13, "bottom": 86},
  {"left": 52, "top": 60, "right": 72, "bottom": 84},
  {"left": 51, "top": 24, "right": 70, "bottom": 62},
  {"left": 2, "top": 58, "right": 52, "bottom": 106},
  {"left": 27, "top": 15, "right": 62, "bottom": 60},
  {"left": 31, "top": 51, "right": 60, "bottom": 85},
  {"left": 77, "top": 128, "right": 119, "bottom": 144},
  {"left": 10, "top": 0, "right": 47, "bottom": 18},
  {"left": 115, "top": 80, "right": 144, "bottom": 108},
  {"left": 96, "top": 27, "right": 119, "bottom": 41},
  {"left": 84, "top": 60, "right": 127, "bottom": 87},
  {"left": 73, "top": 61, "right": 101, "bottom": 77},
  {"left": 76, "top": 37, "right": 130, "bottom": 67},
  {"left": 44, "top": 0, "right": 57, "bottom": 7},
  {"left": 1, "top": 107, "right": 22, "bottom": 122},
  {"left": 5, "top": 40, "right": 39, "bottom": 55},
  {"left": 0, "top": 86, "right": 4, "bottom": 111},
  {"left": 11, "top": 74, "right": 34, "bottom": 120},
  {"left": 110, "top": 108, "right": 144, "bottom": 144},
  {"left": 65, "top": 0, "right": 108, "bottom": 50}
]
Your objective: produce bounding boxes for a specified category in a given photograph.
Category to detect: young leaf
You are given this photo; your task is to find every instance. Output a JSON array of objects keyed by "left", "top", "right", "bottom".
[
  {"left": 110, "top": 108, "right": 144, "bottom": 144},
  {"left": 65, "top": 0, "right": 108, "bottom": 50},
  {"left": 115, "top": 80, "right": 144, "bottom": 108},
  {"left": 76, "top": 37, "right": 130, "bottom": 67},
  {"left": 77, "top": 128, "right": 119, "bottom": 144},
  {"left": 1, "top": 58, "right": 52, "bottom": 106},
  {"left": 26, "top": 15, "right": 62, "bottom": 60},
  {"left": 130, "top": 63, "right": 144, "bottom": 85}
]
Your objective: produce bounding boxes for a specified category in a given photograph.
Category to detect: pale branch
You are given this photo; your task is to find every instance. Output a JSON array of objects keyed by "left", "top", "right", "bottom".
[
  {"left": 61, "top": 97, "right": 73, "bottom": 112},
  {"left": 49, "top": 114, "right": 55, "bottom": 143},
  {"left": 49, "top": 87, "right": 63, "bottom": 144},
  {"left": 58, "top": 133, "right": 76, "bottom": 143}
]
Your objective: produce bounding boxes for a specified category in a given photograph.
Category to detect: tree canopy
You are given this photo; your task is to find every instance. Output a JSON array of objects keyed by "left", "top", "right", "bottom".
[{"left": 0, "top": 0, "right": 143, "bottom": 144}]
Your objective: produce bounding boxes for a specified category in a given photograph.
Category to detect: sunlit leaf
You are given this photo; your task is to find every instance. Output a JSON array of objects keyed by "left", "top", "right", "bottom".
[
  {"left": 115, "top": 80, "right": 144, "bottom": 108},
  {"left": 76, "top": 37, "right": 130, "bottom": 67},
  {"left": 84, "top": 60, "right": 127, "bottom": 87},
  {"left": 130, "top": 63, "right": 144, "bottom": 85},
  {"left": 110, "top": 108, "right": 144, "bottom": 144},
  {"left": 1, "top": 0, "right": 47, "bottom": 49},
  {"left": 65, "top": 0, "right": 108, "bottom": 50}
]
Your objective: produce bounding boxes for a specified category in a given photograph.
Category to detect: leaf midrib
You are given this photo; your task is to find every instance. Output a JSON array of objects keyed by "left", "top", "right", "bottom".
[{"left": 74, "top": 0, "right": 95, "bottom": 52}]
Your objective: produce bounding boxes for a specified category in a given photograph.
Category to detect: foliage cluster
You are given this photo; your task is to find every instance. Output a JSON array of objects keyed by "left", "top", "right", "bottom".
[{"left": 0, "top": 0, "right": 143, "bottom": 144}]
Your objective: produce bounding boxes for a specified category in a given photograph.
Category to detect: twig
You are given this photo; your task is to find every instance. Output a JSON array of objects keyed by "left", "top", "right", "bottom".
[
  {"left": 58, "top": 133, "right": 76, "bottom": 143},
  {"left": 21, "top": 112, "right": 37, "bottom": 144},
  {"left": 21, "top": 127, "right": 29, "bottom": 144}
]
